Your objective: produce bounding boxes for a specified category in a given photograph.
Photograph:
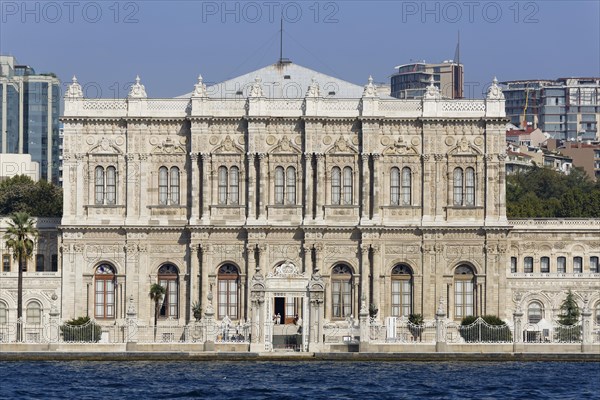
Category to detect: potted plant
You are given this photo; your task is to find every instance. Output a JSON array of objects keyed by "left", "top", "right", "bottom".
[
  {"left": 408, "top": 313, "right": 425, "bottom": 342},
  {"left": 369, "top": 303, "right": 379, "bottom": 319},
  {"left": 192, "top": 301, "right": 202, "bottom": 322}
]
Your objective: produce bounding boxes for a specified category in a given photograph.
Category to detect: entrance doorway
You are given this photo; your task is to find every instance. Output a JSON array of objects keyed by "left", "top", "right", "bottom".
[{"left": 274, "top": 297, "right": 302, "bottom": 325}]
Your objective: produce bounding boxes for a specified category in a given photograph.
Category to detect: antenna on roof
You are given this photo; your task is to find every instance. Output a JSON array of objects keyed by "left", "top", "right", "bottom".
[{"left": 278, "top": 15, "right": 291, "bottom": 64}]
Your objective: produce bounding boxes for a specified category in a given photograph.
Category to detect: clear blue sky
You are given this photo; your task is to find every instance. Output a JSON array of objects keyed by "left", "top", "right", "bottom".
[{"left": 1, "top": 0, "right": 599, "bottom": 98}]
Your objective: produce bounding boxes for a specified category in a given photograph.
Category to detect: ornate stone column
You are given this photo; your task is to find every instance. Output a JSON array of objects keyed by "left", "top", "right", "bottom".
[
  {"left": 315, "top": 153, "right": 325, "bottom": 221},
  {"left": 190, "top": 243, "right": 200, "bottom": 320},
  {"left": 434, "top": 154, "right": 446, "bottom": 222},
  {"left": 257, "top": 243, "right": 267, "bottom": 276},
  {"left": 360, "top": 244, "right": 370, "bottom": 310},
  {"left": 200, "top": 153, "right": 211, "bottom": 222},
  {"left": 371, "top": 154, "right": 380, "bottom": 221},
  {"left": 497, "top": 153, "right": 508, "bottom": 222},
  {"left": 371, "top": 244, "right": 381, "bottom": 313},
  {"left": 199, "top": 243, "right": 210, "bottom": 314},
  {"left": 581, "top": 301, "right": 592, "bottom": 352},
  {"left": 421, "top": 154, "right": 433, "bottom": 222},
  {"left": 247, "top": 153, "right": 257, "bottom": 220},
  {"left": 435, "top": 297, "right": 447, "bottom": 352},
  {"left": 304, "top": 153, "right": 314, "bottom": 220},
  {"left": 190, "top": 153, "right": 200, "bottom": 222},
  {"left": 361, "top": 154, "right": 370, "bottom": 221},
  {"left": 258, "top": 153, "right": 268, "bottom": 221}
]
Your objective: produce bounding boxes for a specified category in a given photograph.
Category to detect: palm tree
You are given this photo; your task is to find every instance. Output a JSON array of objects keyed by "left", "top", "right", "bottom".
[
  {"left": 149, "top": 283, "right": 166, "bottom": 341},
  {"left": 3, "top": 212, "right": 38, "bottom": 342}
]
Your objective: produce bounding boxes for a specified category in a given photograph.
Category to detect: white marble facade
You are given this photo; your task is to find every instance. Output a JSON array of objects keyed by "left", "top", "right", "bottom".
[{"left": 54, "top": 63, "right": 599, "bottom": 335}]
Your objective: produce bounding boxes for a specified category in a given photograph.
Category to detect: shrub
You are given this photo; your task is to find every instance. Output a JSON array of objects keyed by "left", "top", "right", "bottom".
[
  {"left": 60, "top": 316, "right": 102, "bottom": 342},
  {"left": 408, "top": 313, "right": 425, "bottom": 341}
]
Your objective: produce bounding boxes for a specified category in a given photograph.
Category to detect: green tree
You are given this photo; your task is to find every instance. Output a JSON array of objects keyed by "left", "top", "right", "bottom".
[
  {"left": 149, "top": 283, "right": 166, "bottom": 341},
  {"left": 0, "top": 175, "right": 62, "bottom": 217},
  {"left": 558, "top": 290, "right": 580, "bottom": 326},
  {"left": 3, "top": 212, "right": 38, "bottom": 341}
]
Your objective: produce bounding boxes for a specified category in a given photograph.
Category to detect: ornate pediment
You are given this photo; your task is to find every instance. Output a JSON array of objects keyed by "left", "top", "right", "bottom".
[
  {"left": 448, "top": 136, "right": 482, "bottom": 156},
  {"left": 89, "top": 137, "right": 123, "bottom": 155},
  {"left": 267, "top": 261, "right": 306, "bottom": 278},
  {"left": 213, "top": 135, "right": 244, "bottom": 154},
  {"left": 382, "top": 137, "right": 419, "bottom": 155},
  {"left": 270, "top": 135, "right": 301, "bottom": 154},
  {"left": 151, "top": 137, "right": 186, "bottom": 154},
  {"left": 327, "top": 135, "right": 357, "bottom": 154}
]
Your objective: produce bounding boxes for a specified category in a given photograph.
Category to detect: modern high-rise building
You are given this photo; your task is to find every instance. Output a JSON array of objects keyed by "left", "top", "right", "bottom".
[
  {"left": 0, "top": 55, "right": 61, "bottom": 183},
  {"left": 390, "top": 61, "right": 463, "bottom": 99},
  {"left": 502, "top": 78, "right": 600, "bottom": 141}
]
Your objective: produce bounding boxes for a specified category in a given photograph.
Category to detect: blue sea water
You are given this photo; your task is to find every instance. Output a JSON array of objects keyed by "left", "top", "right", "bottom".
[{"left": 0, "top": 361, "right": 598, "bottom": 399}]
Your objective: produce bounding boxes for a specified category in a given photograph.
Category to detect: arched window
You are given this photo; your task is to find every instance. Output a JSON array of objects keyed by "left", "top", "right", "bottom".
[
  {"left": 510, "top": 257, "right": 517, "bottom": 273},
  {"left": 95, "top": 166, "right": 105, "bottom": 205},
  {"left": 454, "top": 265, "right": 475, "bottom": 319},
  {"left": 573, "top": 257, "right": 582, "bottom": 273},
  {"left": 528, "top": 301, "right": 543, "bottom": 324},
  {"left": 557, "top": 256, "right": 566, "bottom": 273},
  {"left": 286, "top": 166, "right": 296, "bottom": 205},
  {"left": 331, "top": 167, "right": 341, "bottom": 205},
  {"left": 0, "top": 301, "right": 7, "bottom": 325},
  {"left": 170, "top": 167, "right": 180, "bottom": 205},
  {"left": 401, "top": 167, "right": 411, "bottom": 205},
  {"left": 591, "top": 256, "right": 599, "bottom": 273},
  {"left": 343, "top": 167, "right": 353, "bottom": 205},
  {"left": 541, "top": 257, "right": 550, "bottom": 273},
  {"left": 524, "top": 257, "right": 533, "bottom": 273},
  {"left": 218, "top": 166, "right": 228, "bottom": 205},
  {"left": 390, "top": 167, "right": 400, "bottom": 205},
  {"left": 391, "top": 264, "right": 413, "bottom": 317},
  {"left": 331, "top": 264, "right": 353, "bottom": 319},
  {"left": 95, "top": 264, "right": 116, "bottom": 319},
  {"left": 105, "top": 166, "right": 117, "bottom": 205},
  {"left": 453, "top": 168, "right": 463, "bottom": 206},
  {"left": 465, "top": 167, "right": 475, "bottom": 206},
  {"left": 218, "top": 264, "right": 239, "bottom": 320},
  {"left": 26, "top": 301, "right": 42, "bottom": 325},
  {"left": 158, "top": 264, "right": 179, "bottom": 318},
  {"left": 595, "top": 302, "right": 600, "bottom": 325},
  {"left": 229, "top": 166, "right": 239, "bottom": 205},
  {"left": 159, "top": 166, "right": 169, "bottom": 205},
  {"left": 274, "top": 167, "right": 284, "bottom": 205}
]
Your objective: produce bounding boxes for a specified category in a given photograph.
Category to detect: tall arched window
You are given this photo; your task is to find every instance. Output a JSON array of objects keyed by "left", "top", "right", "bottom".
[
  {"left": 343, "top": 167, "right": 353, "bottom": 205},
  {"left": 158, "top": 264, "right": 179, "bottom": 318},
  {"left": 524, "top": 257, "right": 533, "bottom": 273},
  {"left": 595, "top": 302, "right": 600, "bottom": 325},
  {"left": 105, "top": 166, "right": 117, "bottom": 205},
  {"left": 391, "top": 264, "right": 413, "bottom": 317},
  {"left": 274, "top": 167, "right": 284, "bottom": 205},
  {"left": 465, "top": 167, "right": 475, "bottom": 206},
  {"left": 331, "top": 167, "right": 341, "bottom": 205},
  {"left": 401, "top": 167, "right": 411, "bottom": 206},
  {"left": 541, "top": 257, "right": 550, "bottom": 273},
  {"left": 454, "top": 264, "right": 475, "bottom": 319},
  {"left": 390, "top": 167, "right": 400, "bottom": 205},
  {"left": 170, "top": 167, "right": 180, "bottom": 205},
  {"left": 95, "top": 166, "right": 105, "bottom": 205},
  {"left": 218, "top": 264, "right": 239, "bottom": 320},
  {"left": 573, "top": 256, "right": 582, "bottom": 273},
  {"left": 286, "top": 166, "right": 296, "bottom": 205},
  {"left": 229, "top": 166, "right": 239, "bottom": 205},
  {"left": 0, "top": 301, "right": 7, "bottom": 325},
  {"left": 591, "top": 256, "right": 599, "bottom": 273},
  {"left": 331, "top": 264, "right": 353, "bottom": 319},
  {"left": 159, "top": 166, "right": 169, "bottom": 205},
  {"left": 218, "top": 166, "right": 228, "bottom": 205},
  {"left": 528, "top": 301, "right": 543, "bottom": 324},
  {"left": 95, "top": 264, "right": 116, "bottom": 319},
  {"left": 26, "top": 301, "right": 42, "bottom": 325},
  {"left": 453, "top": 168, "right": 463, "bottom": 206},
  {"left": 557, "top": 256, "right": 566, "bottom": 273}
]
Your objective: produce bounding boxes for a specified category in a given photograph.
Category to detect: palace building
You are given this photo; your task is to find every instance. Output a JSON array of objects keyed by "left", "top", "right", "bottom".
[{"left": 1, "top": 61, "right": 598, "bottom": 350}]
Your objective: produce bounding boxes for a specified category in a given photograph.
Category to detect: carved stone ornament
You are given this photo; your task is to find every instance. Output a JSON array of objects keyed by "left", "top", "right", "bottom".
[
  {"left": 487, "top": 77, "right": 505, "bottom": 100},
  {"left": 192, "top": 74, "right": 208, "bottom": 98},
  {"left": 66, "top": 76, "right": 83, "bottom": 98},
  {"left": 306, "top": 77, "right": 320, "bottom": 98},
  {"left": 424, "top": 76, "right": 442, "bottom": 100},
  {"left": 362, "top": 75, "right": 378, "bottom": 97},
  {"left": 249, "top": 76, "right": 264, "bottom": 98},
  {"left": 267, "top": 261, "right": 305, "bottom": 278},
  {"left": 128, "top": 75, "right": 147, "bottom": 98},
  {"left": 383, "top": 137, "right": 418, "bottom": 155}
]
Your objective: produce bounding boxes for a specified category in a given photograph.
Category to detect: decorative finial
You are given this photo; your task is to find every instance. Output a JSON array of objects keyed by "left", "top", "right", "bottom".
[
  {"left": 487, "top": 76, "right": 504, "bottom": 100},
  {"left": 128, "top": 75, "right": 147, "bottom": 98},
  {"left": 424, "top": 76, "right": 442, "bottom": 100},
  {"left": 249, "top": 76, "right": 264, "bottom": 97},
  {"left": 362, "top": 75, "right": 377, "bottom": 97},
  {"left": 66, "top": 75, "right": 83, "bottom": 98},
  {"left": 306, "top": 77, "right": 320, "bottom": 98},
  {"left": 192, "top": 74, "right": 207, "bottom": 98}
]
